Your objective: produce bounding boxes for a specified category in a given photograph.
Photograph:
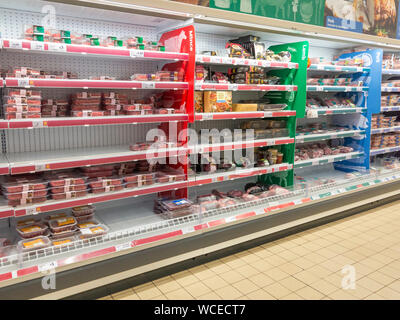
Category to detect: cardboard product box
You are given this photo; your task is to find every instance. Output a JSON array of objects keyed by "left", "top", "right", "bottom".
[
  {"left": 194, "top": 91, "right": 204, "bottom": 113},
  {"left": 204, "top": 91, "right": 232, "bottom": 112},
  {"left": 232, "top": 103, "right": 258, "bottom": 112}
]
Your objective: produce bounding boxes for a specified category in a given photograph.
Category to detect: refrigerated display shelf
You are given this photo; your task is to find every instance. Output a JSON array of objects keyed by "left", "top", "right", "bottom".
[
  {"left": 195, "top": 54, "right": 298, "bottom": 69},
  {"left": 294, "top": 152, "right": 364, "bottom": 169},
  {"left": 0, "top": 39, "right": 190, "bottom": 61},
  {"left": 3, "top": 78, "right": 189, "bottom": 90},
  {"left": 296, "top": 130, "right": 365, "bottom": 143},
  {"left": 195, "top": 111, "right": 296, "bottom": 121},
  {"left": 6, "top": 145, "right": 188, "bottom": 174},
  {"left": 190, "top": 137, "right": 294, "bottom": 154},
  {"left": 0, "top": 155, "right": 9, "bottom": 176},
  {"left": 382, "top": 87, "right": 400, "bottom": 92},
  {"left": 381, "top": 106, "right": 400, "bottom": 112},
  {"left": 371, "top": 126, "right": 400, "bottom": 134},
  {"left": 306, "top": 107, "right": 367, "bottom": 116},
  {"left": 382, "top": 69, "right": 400, "bottom": 75},
  {"left": 2, "top": 167, "right": 400, "bottom": 286},
  {"left": 370, "top": 146, "right": 400, "bottom": 156},
  {"left": 188, "top": 163, "right": 292, "bottom": 187},
  {"left": 308, "top": 64, "right": 370, "bottom": 73},
  {"left": 0, "top": 114, "right": 189, "bottom": 129},
  {"left": 195, "top": 82, "right": 297, "bottom": 91},
  {"left": 307, "top": 86, "right": 368, "bottom": 92}
]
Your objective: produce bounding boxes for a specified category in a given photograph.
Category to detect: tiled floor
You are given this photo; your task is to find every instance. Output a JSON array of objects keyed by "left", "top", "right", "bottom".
[{"left": 100, "top": 200, "right": 400, "bottom": 300}]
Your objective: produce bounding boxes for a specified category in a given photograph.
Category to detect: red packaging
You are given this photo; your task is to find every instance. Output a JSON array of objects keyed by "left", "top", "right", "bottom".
[
  {"left": 3, "top": 189, "right": 48, "bottom": 200},
  {"left": 72, "top": 111, "right": 104, "bottom": 117},
  {"left": 72, "top": 92, "right": 102, "bottom": 99},
  {"left": 87, "top": 176, "right": 123, "bottom": 188},
  {"left": 5, "top": 112, "right": 41, "bottom": 120},
  {"left": 8, "top": 196, "right": 47, "bottom": 207},
  {"left": 91, "top": 185, "right": 124, "bottom": 193},
  {"left": 4, "top": 105, "right": 41, "bottom": 113},
  {"left": 51, "top": 190, "right": 88, "bottom": 200},
  {"left": 2, "top": 177, "right": 47, "bottom": 193},
  {"left": 50, "top": 184, "right": 87, "bottom": 194}
]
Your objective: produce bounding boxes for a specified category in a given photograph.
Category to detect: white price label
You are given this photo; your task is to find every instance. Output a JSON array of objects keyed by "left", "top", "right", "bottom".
[
  {"left": 316, "top": 86, "right": 324, "bottom": 92},
  {"left": 80, "top": 228, "right": 93, "bottom": 235},
  {"left": 262, "top": 60, "right": 270, "bottom": 68},
  {"left": 330, "top": 134, "right": 337, "bottom": 139},
  {"left": 317, "top": 65, "right": 324, "bottom": 70},
  {"left": 221, "top": 57, "right": 232, "bottom": 65},
  {"left": 210, "top": 56, "right": 221, "bottom": 64},
  {"left": 228, "top": 84, "right": 238, "bottom": 91},
  {"left": 130, "top": 49, "right": 145, "bottom": 58},
  {"left": 115, "top": 242, "right": 132, "bottom": 252},
  {"left": 31, "top": 41, "right": 44, "bottom": 51},
  {"left": 39, "top": 261, "right": 58, "bottom": 272},
  {"left": 307, "top": 109, "right": 319, "bottom": 118},
  {"left": 142, "top": 82, "right": 156, "bottom": 89},
  {"left": 35, "top": 164, "right": 46, "bottom": 171},
  {"left": 17, "top": 78, "right": 30, "bottom": 88},
  {"left": 181, "top": 227, "right": 194, "bottom": 234},
  {"left": 235, "top": 58, "right": 245, "bottom": 65},
  {"left": 269, "top": 201, "right": 279, "bottom": 208},
  {"left": 26, "top": 207, "right": 38, "bottom": 215},
  {"left": 194, "top": 83, "right": 202, "bottom": 90},
  {"left": 312, "top": 159, "right": 320, "bottom": 166},
  {"left": 32, "top": 121, "right": 44, "bottom": 128},
  {"left": 9, "top": 39, "right": 23, "bottom": 49},
  {"left": 225, "top": 216, "right": 236, "bottom": 222},
  {"left": 48, "top": 43, "right": 67, "bottom": 52},
  {"left": 202, "top": 113, "right": 213, "bottom": 120}
]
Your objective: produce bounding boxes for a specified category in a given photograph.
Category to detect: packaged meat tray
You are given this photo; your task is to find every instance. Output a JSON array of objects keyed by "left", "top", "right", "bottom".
[
  {"left": 42, "top": 99, "right": 68, "bottom": 106},
  {"left": 72, "top": 111, "right": 105, "bottom": 117},
  {"left": 16, "top": 217, "right": 42, "bottom": 227},
  {"left": 72, "top": 205, "right": 95, "bottom": 216},
  {"left": 50, "top": 184, "right": 88, "bottom": 194},
  {"left": 3, "top": 105, "right": 41, "bottom": 113},
  {"left": 78, "top": 224, "right": 109, "bottom": 239},
  {"left": 48, "top": 217, "right": 77, "bottom": 233},
  {"left": 91, "top": 185, "right": 124, "bottom": 193},
  {"left": 16, "top": 223, "right": 48, "bottom": 239},
  {"left": 51, "top": 237, "right": 76, "bottom": 247},
  {"left": 50, "top": 227, "right": 78, "bottom": 240},
  {"left": 3, "top": 96, "right": 41, "bottom": 105},
  {"left": 5, "top": 112, "right": 41, "bottom": 120},
  {"left": 4, "top": 89, "right": 41, "bottom": 98},
  {"left": 17, "top": 236, "right": 51, "bottom": 252},
  {"left": 1, "top": 178, "right": 47, "bottom": 193},
  {"left": 87, "top": 176, "right": 123, "bottom": 188},
  {"left": 77, "top": 220, "right": 99, "bottom": 229},
  {"left": 73, "top": 212, "right": 95, "bottom": 223},
  {"left": 46, "top": 173, "right": 87, "bottom": 187},
  {"left": 161, "top": 207, "right": 193, "bottom": 219},
  {"left": 72, "top": 92, "right": 102, "bottom": 99},
  {"left": 8, "top": 196, "right": 47, "bottom": 207},
  {"left": 44, "top": 212, "right": 69, "bottom": 221},
  {"left": 51, "top": 190, "right": 88, "bottom": 200},
  {"left": 160, "top": 198, "right": 193, "bottom": 211},
  {"left": 104, "top": 104, "right": 122, "bottom": 111},
  {"left": 3, "top": 188, "right": 48, "bottom": 200}
]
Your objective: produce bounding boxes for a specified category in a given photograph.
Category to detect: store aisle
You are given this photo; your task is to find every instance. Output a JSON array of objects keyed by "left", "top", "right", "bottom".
[{"left": 100, "top": 201, "right": 400, "bottom": 300}]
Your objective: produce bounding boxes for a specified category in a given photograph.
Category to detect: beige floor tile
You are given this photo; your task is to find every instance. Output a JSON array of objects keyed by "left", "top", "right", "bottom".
[
  {"left": 223, "top": 256, "right": 247, "bottom": 269},
  {"left": 328, "top": 289, "right": 358, "bottom": 300},
  {"left": 357, "top": 276, "right": 385, "bottom": 293},
  {"left": 307, "top": 265, "right": 332, "bottom": 278},
  {"left": 264, "top": 255, "right": 287, "bottom": 267},
  {"left": 236, "top": 264, "right": 260, "bottom": 278},
  {"left": 358, "top": 257, "right": 386, "bottom": 270},
  {"left": 189, "top": 265, "right": 215, "bottom": 281},
  {"left": 301, "top": 242, "right": 322, "bottom": 252},
  {"left": 236, "top": 252, "right": 261, "bottom": 264},
  {"left": 376, "top": 287, "right": 400, "bottom": 300},
  {"left": 265, "top": 244, "right": 287, "bottom": 254},
  {"left": 219, "top": 270, "right": 245, "bottom": 285},
  {"left": 280, "top": 276, "right": 307, "bottom": 292},
  {"left": 318, "top": 260, "right": 343, "bottom": 273},
  {"left": 350, "top": 286, "right": 373, "bottom": 299},
  {"left": 351, "top": 262, "right": 375, "bottom": 277},
  {"left": 197, "top": 292, "right": 222, "bottom": 300},
  {"left": 289, "top": 245, "right": 310, "bottom": 257},
  {"left": 184, "top": 282, "right": 211, "bottom": 299},
  {"left": 364, "top": 293, "right": 386, "bottom": 300},
  {"left": 303, "top": 252, "right": 327, "bottom": 264},
  {"left": 387, "top": 280, "right": 400, "bottom": 294},
  {"left": 292, "top": 270, "right": 320, "bottom": 285},
  {"left": 232, "top": 279, "right": 259, "bottom": 295},
  {"left": 251, "top": 259, "right": 275, "bottom": 273},
  {"left": 202, "top": 275, "right": 229, "bottom": 291},
  {"left": 263, "top": 282, "right": 292, "bottom": 299},
  {"left": 378, "top": 265, "right": 399, "bottom": 279},
  {"left": 316, "top": 248, "right": 338, "bottom": 260},
  {"left": 111, "top": 288, "right": 137, "bottom": 300},
  {"left": 205, "top": 260, "right": 232, "bottom": 274},
  {"left": 248, "top": 246, "right": 273, "bottom": 259},
  {"left": 280, "top": 292, "right": 303, "bottom": 300},
  {"left": 291, "top": 257, "right": 315, "bottom": 269},
  {"left": 279, "top": 262, "right": 303, "bottom": 275},
  {"left": 296, "top": 286, "right": 325, "bottom": 300},
  {"left": 248, "top": 273, "right": 275, "bottom": 288},
  {"left": 246, "top": 289, "right": 276, "bottom": 300},
  {"left": 277, "top": 250, "right": 301, "bottom": 262},
  {"left": 215, "top": 285, "right": 243, "bottom": 300},
  {"left": 368, "top": 271, "right": 396, "bottom": 286},
  {"left": 309, "top": 279, "right": 339, "bottom": 295},
  {"left": 98, "top": 295, "right": 113, "bottom": 300},
  {"left": 172, "top": 270, "right": 200, "bottom": 287},
  {"left": 165, "top": 288, "right": 194, "bottom": 300},
  {"left": 134, "top": 283, "right": 163, "bottom": 300},
  {"left": 150, "top": 294, "right": 168, "bottom": 300},
  {"left": 264, "top": 267, "right": 289, "bottom": 281},
  {"left": 279, "top": 240, "right": 299, "bottom": 250},
  {"left": 153, "top": 276, "right": 182, "bottom": 294}
]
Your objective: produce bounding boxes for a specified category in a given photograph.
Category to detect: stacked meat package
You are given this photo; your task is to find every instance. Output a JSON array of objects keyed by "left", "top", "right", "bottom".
[
  {"left": 3, "top": 89, "right": 42, "bottom": 120},
  {"left": 371, "top": 115, "right": 399, "bottom": 129},
  {"left": 371, "top": 133, "right": 400, "bottom": 149}
]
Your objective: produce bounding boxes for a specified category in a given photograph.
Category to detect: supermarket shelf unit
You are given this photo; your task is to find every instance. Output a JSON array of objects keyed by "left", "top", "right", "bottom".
[{"left": 0, "top": 0, "right": 399, "bottom": 298}]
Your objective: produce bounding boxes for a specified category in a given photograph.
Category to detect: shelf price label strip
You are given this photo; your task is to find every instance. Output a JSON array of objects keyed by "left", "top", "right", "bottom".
[
  {"left": 195, "top": 111, "right": 296, "bottom": 121},
  {"left": 1, "top": 39, "right": 189, "bottom": 61},
  {"left": 5, "top": 173, "right": 400, "bottom": 284},
  {"left": 195, "top": 83, "right": 297, "bottom": 92},
  {"left": 4, "top": 78, "right": 189, "bottom": 90},
  {"left": 196, "top": 55, "right": 298, "bottom": 69},
  {"left": 10, "top": 148, "right": 189, "bottom": 174}
]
